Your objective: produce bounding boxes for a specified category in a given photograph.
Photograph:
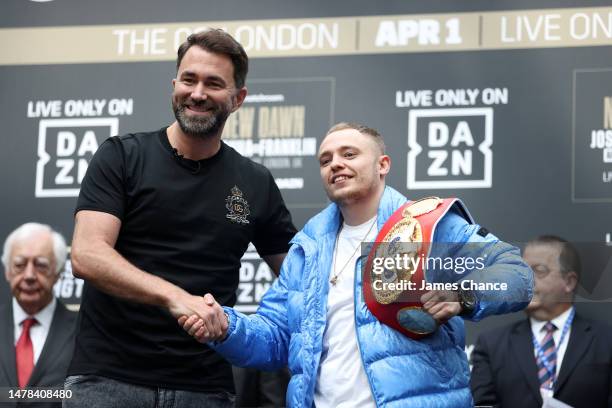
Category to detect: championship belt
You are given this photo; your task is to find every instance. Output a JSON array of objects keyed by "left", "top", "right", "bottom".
[{"left": 362, "top": 196, "right": 471, "bottom": 340}]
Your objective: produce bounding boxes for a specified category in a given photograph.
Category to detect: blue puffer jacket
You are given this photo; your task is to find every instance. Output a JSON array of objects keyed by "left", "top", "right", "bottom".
[{"left": 213, "top": 187, "right": 533, "bottom": 407}]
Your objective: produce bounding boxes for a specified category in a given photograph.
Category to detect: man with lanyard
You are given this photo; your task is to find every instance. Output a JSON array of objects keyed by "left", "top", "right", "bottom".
[
  {"left": 528, "top": 239, "right": 574, "bottom": 402},
  {"left": 180, "top": 122, "right": 534, "bottom": 407},
  {"left": 472, "top": 235, "right": 612, "bottom": 407}
]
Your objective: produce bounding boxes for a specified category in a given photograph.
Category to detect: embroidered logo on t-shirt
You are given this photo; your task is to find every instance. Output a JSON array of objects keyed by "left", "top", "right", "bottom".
[{"left": 226, "top": 185, "right": 251, "bottom": 225}]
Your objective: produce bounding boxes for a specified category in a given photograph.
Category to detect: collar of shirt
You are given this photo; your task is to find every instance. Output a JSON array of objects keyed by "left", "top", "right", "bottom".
[
  {"left": 530, "top": 305, "right": 574, "bottom": 345},
  {"left": 13, "top": 297, "right": 57, "bottom": 340}
]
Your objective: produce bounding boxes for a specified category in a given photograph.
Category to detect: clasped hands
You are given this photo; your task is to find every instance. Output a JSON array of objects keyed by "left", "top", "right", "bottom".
[
  {"left": 173, "top": 289, "right": 462, "bottom": 344},
  {"left": 171, "top": 292, "right": 228, "bottom": 343}
]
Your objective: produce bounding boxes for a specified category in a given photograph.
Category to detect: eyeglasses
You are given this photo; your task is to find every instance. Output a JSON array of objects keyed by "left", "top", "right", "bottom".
[
  {"left": 531, "top": 265, "right": 559, "bottom": 279},
  {"left": 10, "top": 257, "right": 53, "bottom": 276}
]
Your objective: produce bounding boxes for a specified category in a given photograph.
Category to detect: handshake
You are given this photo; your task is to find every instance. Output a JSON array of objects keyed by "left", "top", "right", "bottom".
[
  {"left": 170, "top": 292, "right": 229, "bottom": 343},
  {"left": 169, "top": 287, "right": 466, "bottom": 345}
]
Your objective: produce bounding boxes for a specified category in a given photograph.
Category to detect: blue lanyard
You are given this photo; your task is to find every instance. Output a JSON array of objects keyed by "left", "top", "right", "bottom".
[{"left": 531, "top": 307, "right": 575, "bottom": 389}]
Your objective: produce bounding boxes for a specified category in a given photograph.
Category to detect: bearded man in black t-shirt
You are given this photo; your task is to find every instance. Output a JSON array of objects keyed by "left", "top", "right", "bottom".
[{"left": 64, "top": 29, "right": 296, "bottom": 407}]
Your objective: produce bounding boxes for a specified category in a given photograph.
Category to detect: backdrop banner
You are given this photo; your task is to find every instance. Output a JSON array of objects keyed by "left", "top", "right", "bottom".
[{"left": 1, "top": 0, "right": 611, "bottom": 354}]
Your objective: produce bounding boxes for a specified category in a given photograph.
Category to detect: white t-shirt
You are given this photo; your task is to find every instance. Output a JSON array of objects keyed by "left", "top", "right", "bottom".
[{"left": 314, "top": 216, "right": 378, "bottom": 408}]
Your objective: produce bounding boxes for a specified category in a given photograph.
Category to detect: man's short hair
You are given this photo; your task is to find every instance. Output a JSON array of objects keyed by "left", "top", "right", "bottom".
[
  {"left": 176, "top": 29, "right": 249, "bottom": 89},
  {"left": 326, "top": 122, "right": 386, "bottom": 154},
  {"left": 1, "top": 222, "right": 67, "bottom": 275},
  {"left": 527, "top": 235, "right": 581, "bottom": 281}
]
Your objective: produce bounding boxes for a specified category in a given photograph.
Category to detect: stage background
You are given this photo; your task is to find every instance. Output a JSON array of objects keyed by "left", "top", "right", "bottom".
[{"left": 1, "top": 0, "right": 611, "bottom": 357}]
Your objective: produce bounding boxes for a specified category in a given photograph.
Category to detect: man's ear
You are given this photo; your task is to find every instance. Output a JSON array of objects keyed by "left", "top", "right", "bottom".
[
  {"left": 564, "top": 270, "right": 578, "bottom": 294},
  {"left": 378, "top": 155, "right": 391, "bottom": 176},
  {"left": 50, "top": 263, "right": 61, "bottom": 286},
  {"left": 231, "top": 87, "right": 248, "bottom": 113}
]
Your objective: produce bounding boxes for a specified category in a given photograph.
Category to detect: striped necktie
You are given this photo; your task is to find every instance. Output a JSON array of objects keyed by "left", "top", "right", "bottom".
[{"left": 536, "top": 321, "right": 557, "bottom": 389}]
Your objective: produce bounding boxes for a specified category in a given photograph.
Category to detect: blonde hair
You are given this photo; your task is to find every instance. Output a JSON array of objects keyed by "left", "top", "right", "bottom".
[{"left": 326, "top": 122, "right": 386, "bottom": 154}]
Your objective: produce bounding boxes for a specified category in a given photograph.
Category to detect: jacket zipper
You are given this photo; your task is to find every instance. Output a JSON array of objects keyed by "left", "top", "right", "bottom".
[{"left": 354, "top": 255, "right": 380, "bottom": 408}]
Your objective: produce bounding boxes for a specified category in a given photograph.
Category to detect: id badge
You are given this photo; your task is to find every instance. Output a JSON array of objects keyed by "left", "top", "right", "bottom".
[{"left": 540, "top": 386, "right": 554, "bottom": 399}]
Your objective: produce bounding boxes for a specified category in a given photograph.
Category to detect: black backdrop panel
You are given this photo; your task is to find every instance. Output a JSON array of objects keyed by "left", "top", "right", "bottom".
[{"left": 1, "top": 0, "right": 611, "bottom": 350}]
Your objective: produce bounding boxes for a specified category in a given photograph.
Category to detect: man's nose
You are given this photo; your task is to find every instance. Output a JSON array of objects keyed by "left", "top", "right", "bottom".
[
  {"left": 329, "top": 155, "right": 344, "bottom": 170},
  {"left": 23, "top": 261, "right": 37, "bottom": 280},
  {"left": 190, "top": 83, "right": 208, "bottom": 101},
  {"left": 533, "top": 277, "right": 545, "bottom": 291}
]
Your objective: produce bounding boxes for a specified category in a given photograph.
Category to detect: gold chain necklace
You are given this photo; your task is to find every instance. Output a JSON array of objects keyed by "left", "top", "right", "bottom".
[{"left": 329, "top": 218, "right": 377, "bottom": 286}]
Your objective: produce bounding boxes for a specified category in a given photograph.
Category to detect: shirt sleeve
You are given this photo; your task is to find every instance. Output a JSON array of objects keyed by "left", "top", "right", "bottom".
[
  {"left": 252, "top": 172, "right": 297, "bottom": 256},
  {"left": 75, "top": 137, "right": 126, "bottom": 220}
]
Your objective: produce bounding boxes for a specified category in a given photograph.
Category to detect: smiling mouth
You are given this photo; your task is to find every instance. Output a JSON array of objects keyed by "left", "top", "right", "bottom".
[
  {"left": 186, "top": 105, "right": 213, "bottom": 114},
  {"left": 331, "top": 175, "right": 351, "bottom": 184}
]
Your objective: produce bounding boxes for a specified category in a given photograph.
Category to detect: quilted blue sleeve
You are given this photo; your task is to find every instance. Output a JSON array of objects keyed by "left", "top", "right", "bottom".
[
  {"left": 432, "top": 210, "right": 534, "bottom": 321},
  {"left": 209, "top": 248, "right": 299, "bottom": 370}
]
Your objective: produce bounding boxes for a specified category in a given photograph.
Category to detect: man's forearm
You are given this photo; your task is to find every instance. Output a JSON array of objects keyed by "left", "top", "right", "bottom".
[
  {"left": 72, "top": 239, "right": 225, "bottom": 333},
  {"left": 71, "top": 241, "right": 184, "bottom": 310}
]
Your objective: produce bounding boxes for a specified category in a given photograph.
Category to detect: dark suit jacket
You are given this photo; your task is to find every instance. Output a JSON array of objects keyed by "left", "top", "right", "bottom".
[
  {"left": 470, "top": 314, "right": 612, "bottom": 408},
  {"left": 0, "top": 300, "right": 77, "bottom": 408}
]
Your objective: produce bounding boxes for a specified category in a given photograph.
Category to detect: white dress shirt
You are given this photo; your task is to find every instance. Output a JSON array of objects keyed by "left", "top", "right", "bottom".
[
  {"left": 13, "top": 297, "right": 57, "bottom": 364},
  {"left": 530, "top": 306, "right": 574, "bottom": 377}
]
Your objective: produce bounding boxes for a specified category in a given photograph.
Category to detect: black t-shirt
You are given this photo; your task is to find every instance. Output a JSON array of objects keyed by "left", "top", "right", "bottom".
[{"left": 68, "top": 127, "right": 296, "bottom": 392}]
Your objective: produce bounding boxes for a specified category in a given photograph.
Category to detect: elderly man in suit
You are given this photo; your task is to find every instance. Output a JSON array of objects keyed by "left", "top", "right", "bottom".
[
  {"left": 471, "top": 235, "right": 612, "bottom": 408},
  {"left": 1, "top": 222, "right": 77, "bottom": 406}
]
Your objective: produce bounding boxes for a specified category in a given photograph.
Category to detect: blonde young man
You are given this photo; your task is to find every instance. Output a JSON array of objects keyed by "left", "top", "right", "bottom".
[{"left": 182, "top": 123, "right": 533, "bottom": 407}]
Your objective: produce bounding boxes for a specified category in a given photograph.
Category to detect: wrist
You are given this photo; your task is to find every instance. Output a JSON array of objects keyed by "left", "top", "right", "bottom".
[
  {"left": 163, "top": 286, "right": 189, "bottom": 315},
  {"left": 457, "top": 288, "right": 477, "bottom": 317},
  {"left": 219, "top": 311, "right": 230, "bottom": 342}
]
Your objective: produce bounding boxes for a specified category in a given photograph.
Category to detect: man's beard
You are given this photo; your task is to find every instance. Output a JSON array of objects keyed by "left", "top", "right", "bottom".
[{"left": 172, "top": 99, "right": 231, "bottom": 139}]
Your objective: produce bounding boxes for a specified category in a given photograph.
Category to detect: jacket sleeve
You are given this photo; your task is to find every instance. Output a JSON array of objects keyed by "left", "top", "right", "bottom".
[
  {"left": 470, "top": 334, "right": 500, "bottom": 407},
  {"left": 433, "top": 210, "right": 534, "bottom": 321},
  {"left": 209, "top": 246, "right": 301, "bottom": 370}
]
